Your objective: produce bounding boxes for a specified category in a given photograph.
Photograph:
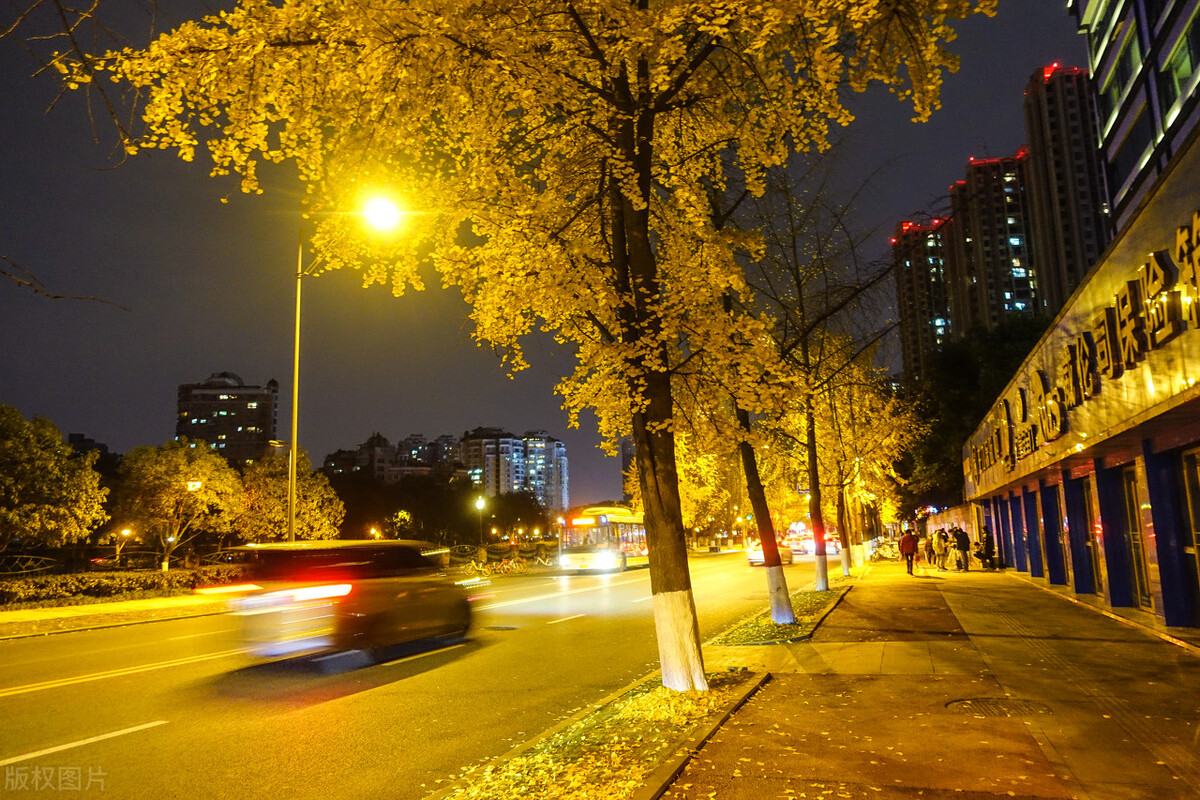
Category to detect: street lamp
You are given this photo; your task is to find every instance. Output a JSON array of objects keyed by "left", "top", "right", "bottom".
[
  {"left": 287, "top": 197, "right": 402, "bottom": 542},
  {"left": 475, "top": 496, "right": 486, "bottom": 547}
]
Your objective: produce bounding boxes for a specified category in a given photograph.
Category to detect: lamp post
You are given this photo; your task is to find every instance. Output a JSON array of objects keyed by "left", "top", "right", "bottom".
[{"left": 287, "top": 197, "right": 402, "bottom": 542}]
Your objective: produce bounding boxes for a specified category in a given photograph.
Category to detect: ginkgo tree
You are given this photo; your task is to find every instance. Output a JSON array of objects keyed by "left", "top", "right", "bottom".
[{"left": 49, "top": 0, "right": 994, "bottom": 690}]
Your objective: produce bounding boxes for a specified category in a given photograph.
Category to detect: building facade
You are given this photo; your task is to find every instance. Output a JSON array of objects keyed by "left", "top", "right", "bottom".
[
  {"left": 960, "top": 0, "right": 1200, "bottom": 635},
  {"left": 963, "top": 125, "right": 1200, "bottom": 631},
  {"left": 1023, "top": 64, "right": 1111, "bottom": 312},
  {"left": 893, "top": 219, "right": 952, "bottom": 382},
  {"left": 1070, "top": 0, "right": 1200, "bottom": 232},
  {"left": 176, "top": 372, "right": 278, "bottom": 463}
]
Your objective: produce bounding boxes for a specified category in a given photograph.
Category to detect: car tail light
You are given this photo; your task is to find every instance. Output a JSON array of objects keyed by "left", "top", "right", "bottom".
[{"left": 268, "top": 584, "right": 353, "bottom": 603}]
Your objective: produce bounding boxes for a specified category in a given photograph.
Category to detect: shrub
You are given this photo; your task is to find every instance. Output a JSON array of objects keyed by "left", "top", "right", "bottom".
[{"left": 0, "top": 564, "right": 248, "bottom": 606}]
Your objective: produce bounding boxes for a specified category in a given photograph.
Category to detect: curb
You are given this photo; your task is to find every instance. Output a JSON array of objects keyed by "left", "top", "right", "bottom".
[
  {"left": 424, "top": 669, "right": 769, "bottom": 800},
  {"left": 705, "top": 565, "right": 865, "bottom": 647},
  {"left": 0, "top": 604, "right": 229, "bottom": 641},
  {"left": 736, "top": 585, "right": 853, "bottom": 645},
  {"left": 422, "top": 670, "right": 662, "bottom": 800},
  {"left": 631, "top": 671, "right": 770, "bottom": 800}
]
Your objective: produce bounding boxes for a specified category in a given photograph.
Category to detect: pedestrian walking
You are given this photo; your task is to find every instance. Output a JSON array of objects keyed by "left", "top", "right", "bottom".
[
  {"left": 923, "top": 534, "right": 934, "bottom": 567},
  {"left": 933, "top": 528, "right": 949, "bottom": 571},
  {"left": 952, "top": 527, "right": 971, "bottom": 571},
  {"left": 899, "top": 530, "right": 919, "bottom": 575}
]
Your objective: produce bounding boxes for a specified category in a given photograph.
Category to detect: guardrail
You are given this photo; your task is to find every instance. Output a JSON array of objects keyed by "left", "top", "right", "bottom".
[{"left": 0, "top": 554, "right": 60, "bottom": 577}]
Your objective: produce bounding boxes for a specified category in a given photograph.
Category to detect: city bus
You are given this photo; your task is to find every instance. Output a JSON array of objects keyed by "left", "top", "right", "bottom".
[{"left": 558, "top": 505, "right": 649, "bottom": 572}]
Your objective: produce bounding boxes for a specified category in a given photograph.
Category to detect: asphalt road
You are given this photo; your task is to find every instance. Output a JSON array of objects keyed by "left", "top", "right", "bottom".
[{"left": 0, "top": 552, "right": 816, "bottom": 799}]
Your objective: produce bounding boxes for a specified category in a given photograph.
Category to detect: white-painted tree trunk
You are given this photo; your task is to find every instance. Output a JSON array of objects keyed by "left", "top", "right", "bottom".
[
  {"left": 814, "top": 554, "right": 829, "bottom": 591},
  {"left": 841, "top": 549, "right": 851, "bottom": 576},
  {"left": 652, "top": 589, "right": 709, "bottom": 691},
  {"left": 766, "top": 565, "right": 796, "bottom": 624}
]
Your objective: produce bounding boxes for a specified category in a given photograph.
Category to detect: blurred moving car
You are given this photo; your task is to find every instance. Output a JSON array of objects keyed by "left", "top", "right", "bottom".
[
  {"left": 747, "top": 541, "right": 793, "bottom": 566},
  {"left": 226, "top": 540, "right": 471, "bottom": 659},
  {"left": 791, "top": 536, "right": 841, "bottom": 555}
]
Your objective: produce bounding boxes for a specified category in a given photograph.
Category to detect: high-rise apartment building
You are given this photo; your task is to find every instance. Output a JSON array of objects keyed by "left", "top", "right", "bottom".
[
  {"left": 892, "top": 219, "right": 951, "bottom": 382},
  {"left": 1023, "top": 64, "right": 1110, "bottom": 310},
  {"left": 1069, "top": 0, "right": 1200, "bottom": 232},
  {"left": 948, "top": 150, "right": 1038, "bottom": 329},
  {"left": 894, "top": 62, "right": 1114, "bottom": 384},
  {"left": 176, "top": 372, "right": 278, "bottom": 463},
  {"left": 522, "top": 431, "right": 569, "bottom": 513},
  {"left": 459, "top": 427, "right": 569, "bottom": 512}
]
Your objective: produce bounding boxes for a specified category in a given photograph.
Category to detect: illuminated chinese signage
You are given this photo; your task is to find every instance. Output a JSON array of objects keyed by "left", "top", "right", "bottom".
[{"left": 968, "top": 208, "right": 1200, "bottom": 486}]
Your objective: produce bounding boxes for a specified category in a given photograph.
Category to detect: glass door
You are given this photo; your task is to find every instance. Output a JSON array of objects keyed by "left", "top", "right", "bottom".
[
  {"left": 1079, "top": 478, "right": 1104, "bottom": 595},
  {"left": 1121, "top": 467, "right": 1153, "bottom": 609},
  {"left": 1179, "top": 450, "right": 1200, "bottom": 615}
]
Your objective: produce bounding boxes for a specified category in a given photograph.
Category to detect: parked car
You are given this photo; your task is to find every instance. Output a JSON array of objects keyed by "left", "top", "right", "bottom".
[
  {"left": 225, "top": 540, "right": 471, "bottom": 659},
  {"left": 747, "top": 542, "right": 793, "bottom": 566}
]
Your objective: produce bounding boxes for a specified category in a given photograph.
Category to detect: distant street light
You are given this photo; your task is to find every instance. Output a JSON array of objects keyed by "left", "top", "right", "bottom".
[
  {"left": 475, "top": 496, "right": 486, "bottom": 547},
  {"left": 288, "top": 197, "right": 402, "bottom": 542}
]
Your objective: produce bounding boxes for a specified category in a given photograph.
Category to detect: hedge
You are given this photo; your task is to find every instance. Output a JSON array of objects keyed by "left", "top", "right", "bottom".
[{"left": 0, "top": 564, "right": 248, "bottom": 606}]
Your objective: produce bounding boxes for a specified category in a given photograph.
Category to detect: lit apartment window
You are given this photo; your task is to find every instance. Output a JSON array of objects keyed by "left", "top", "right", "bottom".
[{"left": 247, "top": 402, "right": 258, "bottom": 409}]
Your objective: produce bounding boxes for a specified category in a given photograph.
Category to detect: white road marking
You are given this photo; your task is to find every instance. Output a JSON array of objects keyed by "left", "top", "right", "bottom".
[
  {"left": 547, "top": 614, "right": 585, "bottom": 625},
  {"left": 632, "top": 596, "right": 654, "bottom": 603},
  {"left": 475, "top": 576, "right": 647, "bottom": 611},
  {"left": 0, "top": 721, "right": 169, "bottom": 766},
  {"left": 0, "top": 648, "right": 247, "bottom": 698},
  {"left": 166, "top": 629, "right": 237, "bottom": 641}
]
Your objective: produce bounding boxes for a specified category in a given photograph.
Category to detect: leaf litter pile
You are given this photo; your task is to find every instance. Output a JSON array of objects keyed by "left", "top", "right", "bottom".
[
  {"left": 434, "top": 671, "right": 750, "bottom": 800},
  {"left": 707, "top": 572, "right": 858, "bottom": 646}
]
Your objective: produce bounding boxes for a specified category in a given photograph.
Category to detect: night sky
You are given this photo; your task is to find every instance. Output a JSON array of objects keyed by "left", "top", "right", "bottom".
[{"left": 0, "top": 1, "right": 1086, "bottom": 506}]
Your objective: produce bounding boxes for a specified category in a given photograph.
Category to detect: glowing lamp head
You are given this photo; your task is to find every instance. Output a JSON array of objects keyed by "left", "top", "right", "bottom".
[{"left": 363, "top": 197, "right": 402, "bottom": 231}]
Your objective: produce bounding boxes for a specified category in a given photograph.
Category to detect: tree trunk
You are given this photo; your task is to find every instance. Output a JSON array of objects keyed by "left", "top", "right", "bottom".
[
  {"left": 835, "top": 470, "right": 851, "bottom": 576},
  {"left": 804, "top": 389, "right": 829, "bottom": 591},
  {"left": 633, "top": 370, "right": 708, "bottom": 691},
  {"left": 736, "top": 406, "right": 795, "bottom": 623}
]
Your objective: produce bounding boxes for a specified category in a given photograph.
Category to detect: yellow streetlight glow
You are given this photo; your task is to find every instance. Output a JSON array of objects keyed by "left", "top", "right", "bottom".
[
  {"left": 288, "top": 196, "right": 402, "bottom": 542},
  {"left": 363, "top": 197, "right": 402, "bottom": 231}
]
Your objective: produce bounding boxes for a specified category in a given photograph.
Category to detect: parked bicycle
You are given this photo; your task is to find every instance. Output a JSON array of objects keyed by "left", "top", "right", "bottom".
[
  {"left": 467, "top": 558, "right": 494, "bottom": 577},
  {"left": 492, "top": 557, "right": 528, "bottom": 575}
]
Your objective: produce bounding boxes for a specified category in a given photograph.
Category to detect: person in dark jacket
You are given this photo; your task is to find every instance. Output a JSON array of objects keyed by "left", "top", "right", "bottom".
[
  {"left": 952, "top": 527, "right": 971, "bottom": 571},
  {"left": 980, "top": 527, "right": 996, "bottom": 569},
  {"left": 899, "top": 531, "right": 919, "bottom": 575}
]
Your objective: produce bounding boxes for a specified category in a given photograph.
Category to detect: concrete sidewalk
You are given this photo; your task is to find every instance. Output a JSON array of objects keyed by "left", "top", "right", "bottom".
[{"left": 672, "top": 560, "right": 1200, "bottom": 800}]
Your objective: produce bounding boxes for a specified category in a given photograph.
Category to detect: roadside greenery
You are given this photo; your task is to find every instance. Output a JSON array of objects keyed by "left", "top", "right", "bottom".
[
  {"left": 708, "top": 583, "right": 852, "bottom": 646},
  {"left": 0, "top": 405, "right": 108, "bottom": 552},
  {"left": 434, "top": 671, "right": 750, "bottom": 800},
  {"left": 0, "top": 564, "right": 247, "bottom": 607}
]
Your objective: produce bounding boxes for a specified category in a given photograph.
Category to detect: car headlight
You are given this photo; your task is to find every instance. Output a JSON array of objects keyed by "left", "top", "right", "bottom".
[
  {"left": 594, "top": 552, "right": 618, "bottom": 569},
  {"left": 559, "top": 555, "right": 572, "bottom": 567}
]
